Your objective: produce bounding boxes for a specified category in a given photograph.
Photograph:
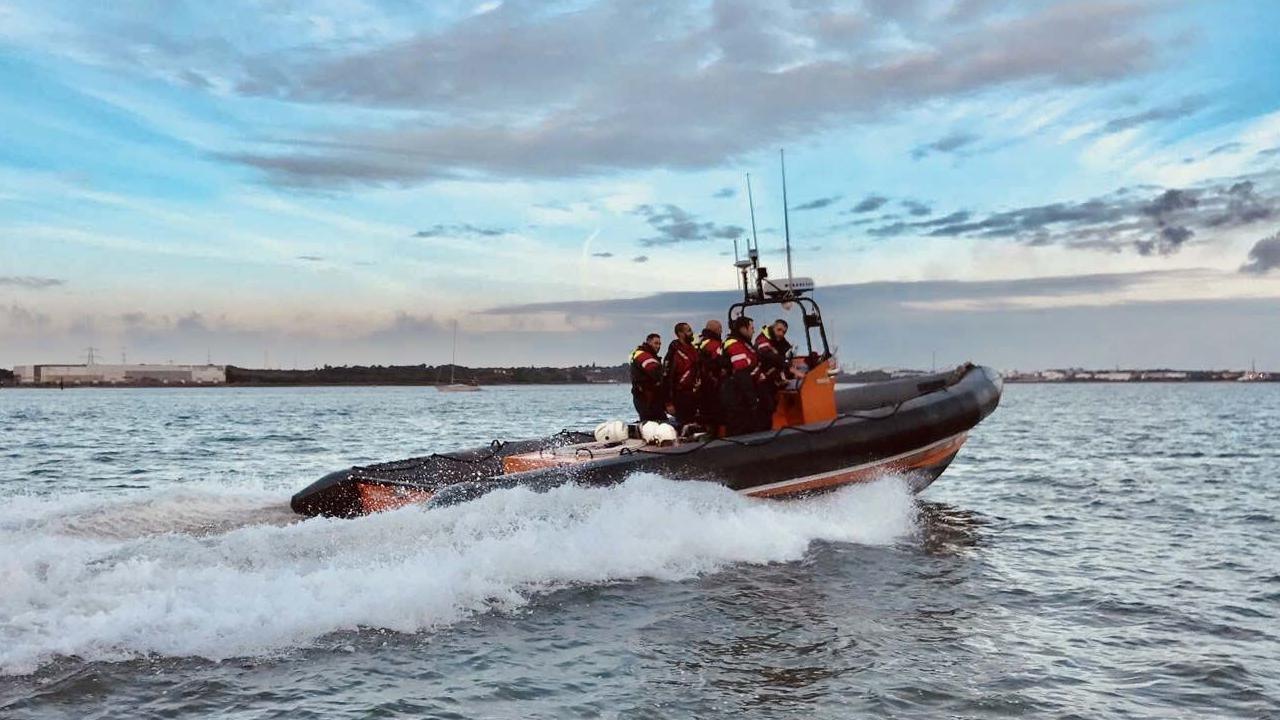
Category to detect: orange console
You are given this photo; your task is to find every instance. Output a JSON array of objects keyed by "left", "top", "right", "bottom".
[{"left": 772, "top": 357, "right": 837, "bottom": 429}]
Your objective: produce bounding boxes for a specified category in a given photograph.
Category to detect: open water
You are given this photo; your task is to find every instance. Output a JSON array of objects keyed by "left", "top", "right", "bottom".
[{"left": 0, "top": 383, "right": 1277, "bottom": 719}]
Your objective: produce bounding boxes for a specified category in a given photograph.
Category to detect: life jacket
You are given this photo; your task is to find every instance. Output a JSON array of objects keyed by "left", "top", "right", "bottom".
[
  {"left": 664, "top": 339, "right": 700, "bottom": 394},
  {"left": 696, "top": 330, "right": 725, "bottom": 384},
  {"left": 755, "top": 328, "right": 793, "bottom": 384},
  {"left": 629, "top": 345, "right": 663, "bottom": 394},
  {"left": 723, "top": 336, "right": 760, "bottom": 377}
]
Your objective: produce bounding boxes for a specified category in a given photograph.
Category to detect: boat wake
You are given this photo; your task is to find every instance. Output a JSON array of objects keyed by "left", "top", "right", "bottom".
[{"left": 0, "top": 474, "right": 918, "bottom": 676}]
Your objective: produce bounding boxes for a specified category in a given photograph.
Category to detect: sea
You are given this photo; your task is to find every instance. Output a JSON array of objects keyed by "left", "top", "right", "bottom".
[{"left": 0, "top": 383, "right": 1277, "bottom": 719}]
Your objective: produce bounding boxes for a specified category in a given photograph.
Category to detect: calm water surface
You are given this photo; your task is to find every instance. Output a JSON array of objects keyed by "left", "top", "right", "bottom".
[{"left": 1, "top": 383, "right": 1277, "bottom": 718}]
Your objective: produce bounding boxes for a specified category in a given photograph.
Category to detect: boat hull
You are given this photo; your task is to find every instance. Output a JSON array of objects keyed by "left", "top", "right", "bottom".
[{"left": 291, "top": 365, "right": 1002, "bottom": 517}]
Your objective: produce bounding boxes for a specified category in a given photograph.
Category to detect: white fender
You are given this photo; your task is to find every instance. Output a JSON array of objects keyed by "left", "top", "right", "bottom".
[{"left": 594, "top": 420, "right": 627, "bottom": 443}]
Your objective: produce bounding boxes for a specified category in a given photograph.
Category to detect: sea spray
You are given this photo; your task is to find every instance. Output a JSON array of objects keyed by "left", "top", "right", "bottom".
[{"left": 0, "top": 474, "right": 918, "bottom": 676}]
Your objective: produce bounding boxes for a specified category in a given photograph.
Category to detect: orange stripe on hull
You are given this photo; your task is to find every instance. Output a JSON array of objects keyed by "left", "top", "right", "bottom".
[
  {"left": 743, "top": 433, "right": 968, "bottom": 498},
  {"left": 357, "top": 483, "right": 434, "bottom": 513}
]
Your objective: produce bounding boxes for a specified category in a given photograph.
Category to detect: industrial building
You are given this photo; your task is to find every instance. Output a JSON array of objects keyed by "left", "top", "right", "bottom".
[{"left": 13, "top": 364, "right": 226, "bottom": 385}]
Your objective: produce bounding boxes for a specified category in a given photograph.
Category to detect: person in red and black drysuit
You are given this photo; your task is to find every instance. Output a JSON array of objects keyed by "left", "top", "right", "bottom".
[
  {"left": 630, "top": 332, "right": 667, "bottom": 423},
  {"left": 663, "top": 322, "right": 701, "bottom": 429},
  {"left": 755, "top": 318, "right": 795, "bottom": 417},
  {"left": 720, "top": 316, "right": 770, "bottom": 435},
  {"left": 695, "top": 319, "right": 726, "bottom": 429}
]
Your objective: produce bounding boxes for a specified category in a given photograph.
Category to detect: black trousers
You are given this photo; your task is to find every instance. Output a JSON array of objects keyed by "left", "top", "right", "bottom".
[
  {"left": 719, "top": 373, "right": 759, "bottom": 437},
  {"left": 754, "top": 382, "right": 777, "bottom": 432},
  {"left": 633, "top": 391, "right": 667, "bottom": 424},
  {"left": 670, "top": 390, "right": 699, "bottom": 428}
]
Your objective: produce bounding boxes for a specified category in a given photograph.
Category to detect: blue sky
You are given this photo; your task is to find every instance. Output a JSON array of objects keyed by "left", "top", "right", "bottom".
[{"left": 2, "top": 0, "right": 1279, "bottom": 369}]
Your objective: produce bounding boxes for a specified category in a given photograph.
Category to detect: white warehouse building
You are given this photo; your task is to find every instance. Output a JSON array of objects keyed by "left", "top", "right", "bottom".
[{"left": 14, "top": 364, "right": 227, "bottom": 385}]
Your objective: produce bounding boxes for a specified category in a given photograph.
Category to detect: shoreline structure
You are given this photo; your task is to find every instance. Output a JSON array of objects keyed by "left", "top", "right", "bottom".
[{"left": 1, "top": 364, "right": 1275, "bottom": 387}]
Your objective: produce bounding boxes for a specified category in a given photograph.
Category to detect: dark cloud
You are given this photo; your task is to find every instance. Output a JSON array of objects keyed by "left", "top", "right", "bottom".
[
  {"left": 866, "top": 172, "right": 1280, "bottom": 256},
  {"left": 1240, "top": 232, "right": 1280, "bottom": 275},
  {"left": 851, "top": 195, "right": 889, "bottom": 213},
  {"left": 591, "top": 251, "right": 615, "bottom": 258},
  {"left": 791, "top": 195, "right": 841, "bottom": 212},
  {"left": 413, "top": 224, "right": 508, "bottom": 238},
  {"left": 901, "top": 199, "right": 932, "bottom": 216},
  {"left": 1097, "top": 95, "right": 1206, "bottom": 135},
  {"left": 216, "top": 1, "right": 1164, "bottom": 186},
  {"left": 713, "top": 187, "right": 736, "bottom": 199},
  {"left": 296, "top": 255, "right": 325, "bottom": 262},
  {"left": 632, "top": 255, "right": 649, "bottom": 263},
  {"left": 1260, "top": 147, "right": 1280, "bottom": 158},
  {"left": 1208, "top": 142, "right": 1244, "bottom": 157},
  {"left": 1205, "top": 181, "right": 1273, "bottom": 227},
  {"left": 911, "top": 132, "right": 979, "bottom": 160},
  {"left": 632, "top": 204, "right": 744, "bottom": 247},
  {"left": 0, "top": 276, "right": 65, "bottom": 289}
]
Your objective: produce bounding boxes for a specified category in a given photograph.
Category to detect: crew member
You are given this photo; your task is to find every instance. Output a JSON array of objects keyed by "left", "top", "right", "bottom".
[
  {"left": 695, "top": 319, "right": 726, "bottom": 430},
  {"left": 663, "top": 322, "right": 701, "bottom": 428},
  {"left": 754, "top": 319, "right": 793, "bottom": 427},
  {"left": 630, "top": 333, "right": 667, "bottom": 423},
  {"left": 720, "top": 316, "right": 766, "bottom": 435}
]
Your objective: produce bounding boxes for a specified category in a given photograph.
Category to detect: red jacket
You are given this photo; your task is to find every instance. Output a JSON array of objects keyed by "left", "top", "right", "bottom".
[
  {"left": 664, "top": 339, "right": 700, "bottom": 394},
  {"left": 630, "top": 346, "right": 663, "bottom": 396},
  {"left": 723, "top": 336, "right": 760, "bottom": 376},
  {"left": 696, "top": 331, "right": 725, "bottom": 384},
  {"left": 755, "top": 329, "right": 793, "bottom": 385}
]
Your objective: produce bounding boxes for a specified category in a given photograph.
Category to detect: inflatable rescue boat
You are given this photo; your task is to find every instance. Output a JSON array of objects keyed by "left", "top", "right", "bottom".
[{"left": 291, "top": 249, "right": 1002, "bottom": 518}]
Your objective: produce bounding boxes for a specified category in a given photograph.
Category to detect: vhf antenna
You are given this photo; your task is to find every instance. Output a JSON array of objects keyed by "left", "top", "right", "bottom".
[
  {"left": 736, "top": 172, "right": 764, "bottom": 298},
  {"left": 780, "top": 149, "right": 793, "bottom": 280}
]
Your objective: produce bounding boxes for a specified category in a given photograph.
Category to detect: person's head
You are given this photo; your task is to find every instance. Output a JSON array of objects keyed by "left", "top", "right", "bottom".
[
  {"left": 645, "top": 333, "right": 661, "bottom": 353},
  {"left": 704, "top": 319, "right": 722, "bottom": 337},
  {"left": 674, "top": 322, "right": 693, "bottom": 343},
  {"left": 731, "top": 315, "right": 754, "bottom": 340},
  {"left": 770, "top": 318, "right": 789, "bottom": 340}
]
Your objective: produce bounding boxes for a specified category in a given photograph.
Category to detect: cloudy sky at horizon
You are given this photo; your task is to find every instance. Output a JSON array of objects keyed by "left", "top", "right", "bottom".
[{"left": 2, "top": 0, "right": 1279, "bottom": 370}]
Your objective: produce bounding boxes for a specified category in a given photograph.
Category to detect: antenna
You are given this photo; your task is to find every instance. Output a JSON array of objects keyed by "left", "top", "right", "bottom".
[
  {"left": 780, "top": 149, "right": 793, "bottom": 280},
  {"left": 745, "top": 173, "right": 760, "bottom": 254}
]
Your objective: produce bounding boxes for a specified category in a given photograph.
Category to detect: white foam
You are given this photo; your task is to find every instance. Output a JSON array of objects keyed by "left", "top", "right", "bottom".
[{"left": 0, "top": 474, "right": 918, "bottom": 676}]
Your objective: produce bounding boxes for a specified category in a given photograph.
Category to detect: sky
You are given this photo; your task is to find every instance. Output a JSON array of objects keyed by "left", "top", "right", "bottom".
[{"left": 2, "top": 0, "right": 1279, "bottom": 371}]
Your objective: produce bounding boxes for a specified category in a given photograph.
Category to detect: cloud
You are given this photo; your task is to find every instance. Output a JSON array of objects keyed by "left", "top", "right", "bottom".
[
  {"left": 591, "top": 251, "right": 614, "bottom": 258},
  {"left": 867, "top": 171, "right": 1280, "bottom": 256},
  {"left": 1240, "top": 232, "right": 1280, "bottom": 275},
  {"left": 851, "top": 195, "right": 889, "bottom": 213},
  {"left": 0, "top": 276, "right": 65, "bottom": 289},
  {"left": 911, "top": 131, "right": 979, "bottom": 160},
  {"left": 713, "top": 187, "right": 736, "bottom": 199},
  {"left": 1, "top": 303, "right": 51, "bottom": 331},
  {"left": 632, "top": 255, "right": 649, "bottom": 263},
  {"left": 296, "top": 255, "right": 325, "bottom": 262},
  {"left": 791, "top": 195, "right": 841, "bottom": 212},
  {"left": 478, "top": 269, "right": 1280, "bottom": 368},
  {"left": 413, "top": 223, "right": 508, "bottom": 238},
  {"left": 901, "top": 199, "right": 932, "bottom": 216},
  {"left": 1097, "top": 95, "right": 1207, "bottom": 135},
  {"left": 1205, "top": 181, "right": 1273, "bottom": 227},
  {"left": 1207, "top": 142, "right": 1244, "bottom": 157},
  {"left": 217, "top": 1, "right": 1164, "bottom": 186},
  {"left": 632, "top": 204, "right": 744, "bottom": 247}
]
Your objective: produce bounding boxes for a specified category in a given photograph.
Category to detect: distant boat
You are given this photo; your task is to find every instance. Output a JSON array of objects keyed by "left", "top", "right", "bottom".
[
  {"left": 1238, "top": 360, "right": 1269, "bottom": 383},
  {"left": 437, "top": 320, "right": 481, "bottom": 392}
]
